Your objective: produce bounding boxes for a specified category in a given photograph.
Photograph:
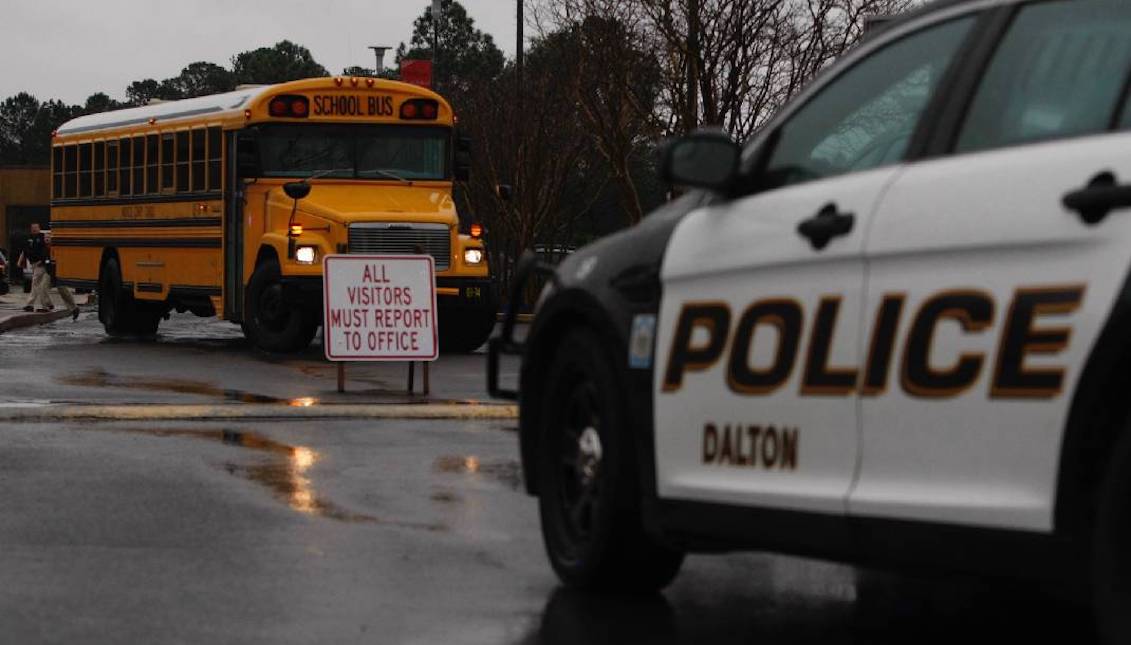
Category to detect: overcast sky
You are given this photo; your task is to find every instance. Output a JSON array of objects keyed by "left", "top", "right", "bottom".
[{"left": 1, "top": 0, "right": 518, "bottom": 105}]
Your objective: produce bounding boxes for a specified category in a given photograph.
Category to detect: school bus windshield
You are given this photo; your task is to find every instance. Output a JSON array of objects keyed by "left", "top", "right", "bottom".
[{"left": 255, "top": 123, "right": 450, "bottom": 180}]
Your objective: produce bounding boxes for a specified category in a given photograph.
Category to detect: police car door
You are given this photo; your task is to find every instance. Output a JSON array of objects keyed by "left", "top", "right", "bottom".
[
  {"left": 853, "top": 1, "right": 1131, "bottom": 531},
  {"left": 654, "top": 16, "right": 978, "bottom": 513}
]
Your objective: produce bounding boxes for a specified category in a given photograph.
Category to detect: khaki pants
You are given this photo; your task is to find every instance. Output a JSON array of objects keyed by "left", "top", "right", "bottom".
[{"left": 26, "top": 263, "right": 75, "bottom": 311}]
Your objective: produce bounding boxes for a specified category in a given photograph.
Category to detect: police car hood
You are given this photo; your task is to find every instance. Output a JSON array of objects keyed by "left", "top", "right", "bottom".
[
  {"left": 554, "top": 191, "right": 712, "bottom": 295},
  {"left": 285, "top": 183, "right": 458, "bottom": 226}
]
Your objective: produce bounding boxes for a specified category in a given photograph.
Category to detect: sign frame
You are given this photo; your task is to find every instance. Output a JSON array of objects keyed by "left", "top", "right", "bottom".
[{"left": 322, "top": 254, "right": 439, "bottom": 362}]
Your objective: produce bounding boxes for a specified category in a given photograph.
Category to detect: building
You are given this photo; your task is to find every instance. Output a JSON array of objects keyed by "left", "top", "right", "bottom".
[{"left": 0, "top": 165, "right": 51, "bottom": 256}]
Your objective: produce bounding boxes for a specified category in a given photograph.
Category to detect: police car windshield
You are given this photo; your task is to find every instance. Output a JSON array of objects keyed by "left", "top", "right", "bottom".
[{"left": 255, "top": 124, "right": 450, "bottom": 181}]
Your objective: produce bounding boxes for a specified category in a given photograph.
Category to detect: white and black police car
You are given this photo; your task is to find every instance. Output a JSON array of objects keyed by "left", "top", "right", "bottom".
[{"left": 489, "top": 0, "right": 1131, "bottom": 640}]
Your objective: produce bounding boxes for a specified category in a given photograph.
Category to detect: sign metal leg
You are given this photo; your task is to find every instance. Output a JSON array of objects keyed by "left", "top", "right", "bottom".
[
  {"left": 423, "top": 362, "right": 430, "bottom": 396},
  {"left": 337, "top": 362, "right": 345, "bottom": 393},
  {"left": 408, "top": 361, "right": 415, "bottom": 394}
]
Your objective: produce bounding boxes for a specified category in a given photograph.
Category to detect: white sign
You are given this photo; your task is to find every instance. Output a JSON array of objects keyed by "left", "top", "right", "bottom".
[{"left": 322, "top": 255, "right": 438, "bottom": 361}]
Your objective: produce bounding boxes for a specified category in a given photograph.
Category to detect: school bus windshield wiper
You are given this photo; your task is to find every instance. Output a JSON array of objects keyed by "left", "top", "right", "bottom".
[{"left": 358, "top": 168, "right": 413, "bottom": 184}]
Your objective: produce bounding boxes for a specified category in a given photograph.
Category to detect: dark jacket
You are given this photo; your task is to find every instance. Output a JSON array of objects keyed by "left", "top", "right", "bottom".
[{"left": 24, "top": 233, "right": 48, "bottom": 265}]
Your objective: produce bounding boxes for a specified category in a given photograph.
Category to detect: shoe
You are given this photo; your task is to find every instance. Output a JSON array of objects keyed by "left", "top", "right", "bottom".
[
  {"left": 22, "top": 305, "right": 33, "bottom": 312},
  {"left": 72, "top": 308, "right": 80, "bottom": 321},
  {"left": 45, "top": 305, "right": 55, "bottom": 311},
  {"left": 34, "top": 308, "right": 49, "bottom": 313}
]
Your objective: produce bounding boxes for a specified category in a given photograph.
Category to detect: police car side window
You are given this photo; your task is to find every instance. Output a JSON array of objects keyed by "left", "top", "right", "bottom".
[
  {"left": 957, "top": 1, "right": 1131, "bottom": 154},
  {"left": 760, "top": 16, "right": 975, "bottom": 191}
]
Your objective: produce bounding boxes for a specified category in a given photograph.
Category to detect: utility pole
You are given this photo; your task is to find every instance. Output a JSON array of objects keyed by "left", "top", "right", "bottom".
[
  {"left": 516, "top": 0, "right": 524, "bottom": 195},
  {"left": 432, "top": 0, "right": 442, "bottom": 91},
  {"left": 686, "top": 0, "right": 700, "bottom": 132}
]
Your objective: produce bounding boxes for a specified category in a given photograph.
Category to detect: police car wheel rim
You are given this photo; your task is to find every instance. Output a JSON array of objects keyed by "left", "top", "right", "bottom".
[{"left": 557, "top": 381, "right": 603, "bottom": 545}]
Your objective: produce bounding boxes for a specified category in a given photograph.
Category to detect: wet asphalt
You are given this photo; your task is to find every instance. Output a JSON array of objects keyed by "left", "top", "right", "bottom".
[{"left": 0, "top": 313, "right": 1099, "bottom": 644}]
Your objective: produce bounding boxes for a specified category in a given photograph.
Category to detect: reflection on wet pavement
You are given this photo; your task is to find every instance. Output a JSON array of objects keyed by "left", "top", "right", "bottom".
[
  {"left": 58, "top": 368, "right": 283, "bottom": 403},
  {"left": 435, "top": 454, "right": 524, "bottom": 490},
  {"left": 85, "top": 426, "right": 443, "bottom": 530},
  {"left": 517, "top": 570, "right": 1092, "bottom": 645}
]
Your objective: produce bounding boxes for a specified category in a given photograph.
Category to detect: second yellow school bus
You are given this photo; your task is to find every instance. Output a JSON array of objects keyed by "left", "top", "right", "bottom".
[{"left": 50, "top": 77, "right": 495, "bottom": 352}]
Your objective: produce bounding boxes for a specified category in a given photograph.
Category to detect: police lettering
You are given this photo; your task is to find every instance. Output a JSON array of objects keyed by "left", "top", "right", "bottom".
[
  {"left": 663, "top": 285, "right": 1085, "bottom": 400},
  {"left": 312, "top": 95, "right": 395, "bottom": 117}
]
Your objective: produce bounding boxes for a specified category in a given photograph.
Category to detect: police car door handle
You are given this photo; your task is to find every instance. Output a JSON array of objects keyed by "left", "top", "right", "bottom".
[
  {"left": 797, "top": 204, "right": 855, "bottom": 251},
  {"left": 1063, "top": 171, "right": 1131, "bottom": 225}
]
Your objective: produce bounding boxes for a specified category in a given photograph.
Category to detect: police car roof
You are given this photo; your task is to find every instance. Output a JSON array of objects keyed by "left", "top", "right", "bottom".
[{"left": 864, "top": 0, "right": 1014, "bottom": 42}]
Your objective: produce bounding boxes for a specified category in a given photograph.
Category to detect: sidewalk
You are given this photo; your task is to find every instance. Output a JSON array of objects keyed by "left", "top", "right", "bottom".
[{"left": 0, "top": 287, "right": 92, "bottom": 333}]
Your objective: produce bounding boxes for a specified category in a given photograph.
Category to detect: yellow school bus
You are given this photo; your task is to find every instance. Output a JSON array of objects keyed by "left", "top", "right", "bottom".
[{"left": 50, "top": 77, "right": 495, "bottom": 352}]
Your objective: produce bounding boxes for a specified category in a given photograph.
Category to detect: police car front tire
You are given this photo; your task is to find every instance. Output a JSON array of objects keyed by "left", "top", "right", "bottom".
[
  {"left": 1093, "top": 427, "right": 1131, "bottom": 645},
  {"left": 538, "top": 328, "right": 684, "bottom": 591}
]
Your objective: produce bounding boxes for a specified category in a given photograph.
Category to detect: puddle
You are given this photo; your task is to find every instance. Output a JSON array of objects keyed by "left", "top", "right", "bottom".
[
  {"left": 434, "top": 455, "right": 524, "bottom": 490},
  {"left": 57, "top": 368, "right": 285, "bottom": 404},
  {"left": 88, "top": 426, "right": 443, "bottom": 530}
]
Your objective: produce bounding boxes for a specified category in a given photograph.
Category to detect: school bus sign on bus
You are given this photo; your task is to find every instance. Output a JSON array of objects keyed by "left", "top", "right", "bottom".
[{"left": 48, "top": 77, "right": 496, "bottom": 353}]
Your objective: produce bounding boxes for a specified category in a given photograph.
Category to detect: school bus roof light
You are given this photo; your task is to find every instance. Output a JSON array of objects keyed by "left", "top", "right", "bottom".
[
  {"left": 366, "top": 78, "right": 376, "bottom": 88},
  {"left": 268, "top": 95, "right": 310, "bottom": 119},
  {"left": 334, "top": 77, "right": 344, "bottom": 87},
  {"left": 350, "top": 77, "right": 360, "bottom": 87},
  {"left": 400, "top": 99, "right": 439, "bottom": 121},
  {"left": 470, "top": 223, "right": 483, "bottom": 238}
]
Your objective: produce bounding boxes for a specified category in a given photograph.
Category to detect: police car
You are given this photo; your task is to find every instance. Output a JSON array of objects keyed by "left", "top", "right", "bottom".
[{"left": 489, "top": 0, "right": 1131, "bottom": 641}]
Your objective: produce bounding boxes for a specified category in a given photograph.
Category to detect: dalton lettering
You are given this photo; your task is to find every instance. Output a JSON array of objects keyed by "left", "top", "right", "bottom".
[{"left": 702, "top": 423, "right": 799, "bottom": 470}]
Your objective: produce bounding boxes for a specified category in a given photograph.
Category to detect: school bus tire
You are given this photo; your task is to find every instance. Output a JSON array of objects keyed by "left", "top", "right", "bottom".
[
  {"left": 98, "top": 256, "right": 158, "bottom": 337},
  {"left": 537, "top": 327, "right": 685, "bottom": 591},
  {"left": 1093, "top": 425, "right": 1131, "bottom": 644},
  {"left": 245, "top": 258, "right": 316, "bottom": 353}
]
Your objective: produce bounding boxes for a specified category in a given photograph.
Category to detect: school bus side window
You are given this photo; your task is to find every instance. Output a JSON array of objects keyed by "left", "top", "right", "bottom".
[
  {"left": 207, "top": 127, "right": 222, "bottom": 192},
  {"left": 64, "top": 145, "right": 77, "bottom": 198},
  {"left": 94, "top": 141, "right": 105, "bottom": 197},
  {"left": 135, "top": 137, "right": 147, "bottom": 194},
  {"left": 162, "top": 133, "right": 175, "bottom": 192},
  {"left": 176, "top": 131, "right": 190, "bottom": 192},
  {"left": 191, "top": 129, "right": 206, "bottom": 192},
  {"left": 79, "top": 143, "right": 92, "bottom": 197},
  {"left": 107, "top": 140, "right": 119, "bottom": 195},
  {"left": 146, "top": 135, "right": 158, "bottom": 194},
  {"left": 52, "top": 147, "right": 63, "bottom": 199},
  {"left": 118, "top": 138, "right": 131, "bottom": 196}
]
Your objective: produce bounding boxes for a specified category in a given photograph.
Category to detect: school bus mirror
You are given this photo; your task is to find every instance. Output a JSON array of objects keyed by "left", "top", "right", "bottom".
[
  {"left": 496, "top": 184, "right": 513, "bottom": 201},
  {"left": 457, "top": 136, "right": 472, "bottom": 154},
  {"left": 284, "top": 181, "right": 312, "bottom": 201}
]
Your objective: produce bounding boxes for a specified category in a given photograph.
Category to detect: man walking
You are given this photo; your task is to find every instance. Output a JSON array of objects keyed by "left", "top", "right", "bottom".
[{"left": 18, "top": 223, "right": 78, "bottom": 320}]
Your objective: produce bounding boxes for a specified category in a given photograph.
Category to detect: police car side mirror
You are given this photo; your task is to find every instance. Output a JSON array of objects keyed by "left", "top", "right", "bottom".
[{"left": 661, "top": 130, "right": 740, "bottom": 193}]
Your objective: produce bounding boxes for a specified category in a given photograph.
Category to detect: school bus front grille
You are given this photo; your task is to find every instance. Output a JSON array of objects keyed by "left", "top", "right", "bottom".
[{"left": 348, "top": 222, "right": 451, "bottom": 271}]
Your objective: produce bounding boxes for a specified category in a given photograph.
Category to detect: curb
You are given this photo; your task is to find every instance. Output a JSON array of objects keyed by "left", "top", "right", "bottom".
[
  {"left": 0, "top": 402, "right": 519, "bottom": 423},
  {"left": 0, "top": 308, "right": 74, "bottom": 333}
]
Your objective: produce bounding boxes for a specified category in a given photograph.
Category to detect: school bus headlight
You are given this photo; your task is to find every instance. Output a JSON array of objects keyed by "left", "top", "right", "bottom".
[
  {"left": 296, "top": 246, "right": 317, "bottom": 264},
  {"left": 463, "top": 248, "right": 484, "bottom": 265}
]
